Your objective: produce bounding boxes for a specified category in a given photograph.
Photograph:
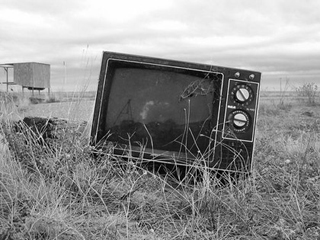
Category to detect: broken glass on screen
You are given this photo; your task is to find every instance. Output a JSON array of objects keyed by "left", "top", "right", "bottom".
[{"left": 106, "top": 67, "right": 222, "bottom": 156}]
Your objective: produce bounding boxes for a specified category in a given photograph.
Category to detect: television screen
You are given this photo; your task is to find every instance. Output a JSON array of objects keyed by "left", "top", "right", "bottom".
[{"left": 91, "top": 52, "right": 261, "bottom": 173}]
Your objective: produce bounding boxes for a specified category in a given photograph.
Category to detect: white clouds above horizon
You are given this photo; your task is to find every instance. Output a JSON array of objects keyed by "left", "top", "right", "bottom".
[{"left": 0, "top": 0, "right": 319, "bottom": 91}]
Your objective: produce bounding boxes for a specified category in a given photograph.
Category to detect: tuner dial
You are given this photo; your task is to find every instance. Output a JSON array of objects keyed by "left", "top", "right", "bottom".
[
  {"left": 229, "top": 110, "right": 250, "bottom": 132},
  {"left": 233, "top": 112, "right": 248, "bottom": 128},
  {"left": 232, "top": 84, "right": 254, "bottom": 104},
  {"left": 236, "top": 88, "right": 250, "bottom": 102}
]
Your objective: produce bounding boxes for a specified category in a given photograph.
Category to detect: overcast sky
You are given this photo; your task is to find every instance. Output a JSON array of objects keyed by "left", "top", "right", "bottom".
[{"left": 0, "top": 0, "right": 319, "bottom": 92}]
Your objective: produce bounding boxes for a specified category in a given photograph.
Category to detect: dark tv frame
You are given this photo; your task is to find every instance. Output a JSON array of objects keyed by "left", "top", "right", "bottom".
[{"left": 91, "top": 51, "right": 261, "bottom": 173}]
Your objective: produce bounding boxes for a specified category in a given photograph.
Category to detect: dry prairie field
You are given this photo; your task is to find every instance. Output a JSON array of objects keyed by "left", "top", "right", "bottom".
[{"left": 0, "top": 90, "right": 319, "bottom": 239}]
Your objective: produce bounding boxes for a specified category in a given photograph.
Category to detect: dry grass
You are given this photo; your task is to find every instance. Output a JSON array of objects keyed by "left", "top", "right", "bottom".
[{"left": 0, "top": 91, "right": 319, "bottom": 239}]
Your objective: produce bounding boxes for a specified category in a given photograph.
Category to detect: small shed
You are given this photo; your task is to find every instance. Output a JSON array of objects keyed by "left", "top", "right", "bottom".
[{"left": 0, "top": 62, "right": 50, "bottom": 95}]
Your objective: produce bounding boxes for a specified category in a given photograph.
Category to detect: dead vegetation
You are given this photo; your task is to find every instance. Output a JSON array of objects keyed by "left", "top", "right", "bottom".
[{"left": 0, "top": 91, "right": 319, "bottom": 239}]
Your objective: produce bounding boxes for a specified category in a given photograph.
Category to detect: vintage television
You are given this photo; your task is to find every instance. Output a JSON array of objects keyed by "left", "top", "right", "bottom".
[{"left": 91, "top": 52, "right": 261, "bottom": 173}]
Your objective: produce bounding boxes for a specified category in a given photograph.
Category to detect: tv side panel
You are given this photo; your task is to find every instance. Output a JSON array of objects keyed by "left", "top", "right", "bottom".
[{"left": 91, "top": 54, "right": 110, "bottom": 145}]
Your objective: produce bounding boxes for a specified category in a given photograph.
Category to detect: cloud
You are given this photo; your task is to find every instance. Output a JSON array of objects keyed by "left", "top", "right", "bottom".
[{"left": 0, "top": 0, "right": 319, "bottom": 91}]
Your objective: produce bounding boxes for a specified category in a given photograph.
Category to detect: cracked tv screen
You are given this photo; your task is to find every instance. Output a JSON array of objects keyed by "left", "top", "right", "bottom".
[{"left": 105, "top": 67, "right": 221, "bottom": 156}]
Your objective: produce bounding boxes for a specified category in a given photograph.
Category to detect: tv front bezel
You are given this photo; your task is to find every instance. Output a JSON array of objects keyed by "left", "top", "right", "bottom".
[{"left": 91, "top": 51, "right": 261, "bottom": 172}]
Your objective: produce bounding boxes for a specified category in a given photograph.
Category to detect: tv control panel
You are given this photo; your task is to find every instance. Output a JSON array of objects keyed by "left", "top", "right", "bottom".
[{"left": 222, "top": 79, "right": 259, "bottom": 142}]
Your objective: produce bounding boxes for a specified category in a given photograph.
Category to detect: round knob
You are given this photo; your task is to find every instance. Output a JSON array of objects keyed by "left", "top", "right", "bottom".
[
  {"left": 233, "top": 112, "right": 248, "bottom": 128},
  {"left": 235, "top": 88, "right": 250, "bottom": 102}
]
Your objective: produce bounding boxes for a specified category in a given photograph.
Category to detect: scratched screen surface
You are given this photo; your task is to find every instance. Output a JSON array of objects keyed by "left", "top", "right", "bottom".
[{"left": 106, "top": 67, "right": 220, "bottom": 155}]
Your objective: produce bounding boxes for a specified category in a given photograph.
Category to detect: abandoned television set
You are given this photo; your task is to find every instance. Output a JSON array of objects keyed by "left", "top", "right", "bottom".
[{"left": 90, "top": 51, "right": 261, "bottom": 173}]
